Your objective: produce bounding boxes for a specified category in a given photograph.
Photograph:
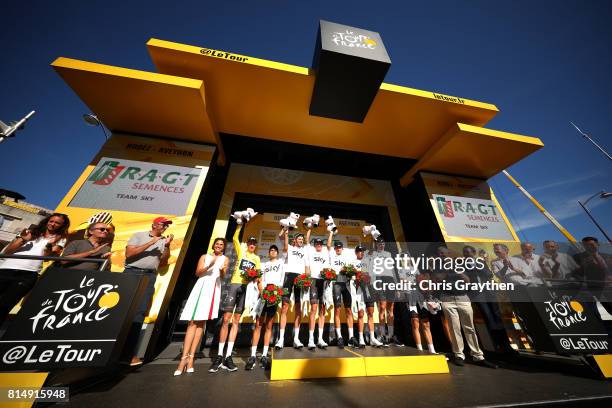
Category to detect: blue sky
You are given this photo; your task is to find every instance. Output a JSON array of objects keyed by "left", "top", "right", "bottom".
[{"left": 0, "top": 0, "right": 610, "bottom": 244}]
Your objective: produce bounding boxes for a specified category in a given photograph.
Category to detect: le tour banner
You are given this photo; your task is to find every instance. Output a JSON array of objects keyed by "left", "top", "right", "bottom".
[
  {"left": 422, "top": 172, "right": 518, "bottom": 242},
  {"left": 0, "top": 268, "right": 144, "bottom": 370},
  {"left": 518, "top": 287, "right": 609, "bottom": 354},
  {"left": 53, "top": 134, "right": 214, "bottom": 335},
  {"left": 69, "top": 157, "right": 202, "bottom": 215}
]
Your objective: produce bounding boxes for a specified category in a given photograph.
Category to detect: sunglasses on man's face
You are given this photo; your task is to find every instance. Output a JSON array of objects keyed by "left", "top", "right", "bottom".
[{"left": 93, "top": 227, "right": 109, "bottom": 232}]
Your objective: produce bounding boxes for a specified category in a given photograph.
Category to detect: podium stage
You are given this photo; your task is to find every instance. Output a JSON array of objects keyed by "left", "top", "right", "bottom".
[{"left": 271, "top": 346, "right": 449, "bottom": 380}]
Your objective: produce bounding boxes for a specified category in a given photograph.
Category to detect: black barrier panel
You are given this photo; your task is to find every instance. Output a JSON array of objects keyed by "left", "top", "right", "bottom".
[
  {"left": 310, "top": 20, "right": 391, "bottom": 122},
  {"left": 513, "top": 286, "right": 610, "bottom": 354},
  {"left": 0, "top": 268, "right": 147, "bottom": 371}
]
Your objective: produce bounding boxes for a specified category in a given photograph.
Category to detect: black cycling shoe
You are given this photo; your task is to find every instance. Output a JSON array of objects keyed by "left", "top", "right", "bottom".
[
  {"left": 337, "top": 337, "right": 345, "bottom": 349},
  {"left": 381, "top": 335, "right": 390, "bottom": 348},
  {"left": 389, "top": 335, "right": 404, "bottom": 347},
  {"left": 348, "top": 337, "right": 358, "bottom": 348},
  {"left": 208, "top": 355, "right": 223, "bottom": 373},
  {"left": 259, "top": 356, "right": 270, "bottom": 369},
  {"left": 223, "top": 356, "right": 238, "bottom": 372},
  {"left": 245, "top": 356, "right": 257, "bottom": 370}
]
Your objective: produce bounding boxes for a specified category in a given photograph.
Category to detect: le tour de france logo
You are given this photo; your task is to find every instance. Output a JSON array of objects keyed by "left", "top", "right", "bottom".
[
  {"left": 29, "top": 275, "right": 120, "bottom": 335},
  {"left": 544, "top": 296, "right": 586, "bottom": 330},
  {"left": 331, "top": 29, "right": 377, "bottom": 49}
]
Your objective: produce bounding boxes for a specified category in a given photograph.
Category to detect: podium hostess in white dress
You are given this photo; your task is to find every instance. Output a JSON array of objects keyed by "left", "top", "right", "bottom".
[{"left": 174, "top": 238, "right": 228, "bottom": 375}]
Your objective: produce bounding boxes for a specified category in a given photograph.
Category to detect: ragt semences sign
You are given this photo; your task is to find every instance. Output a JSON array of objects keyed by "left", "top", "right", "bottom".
[
  {"left": 433, "top": 194, "right": 515, "bottom": 241},
  {"left": 69, "top": 157, "right": 203, "bottom": 215}
]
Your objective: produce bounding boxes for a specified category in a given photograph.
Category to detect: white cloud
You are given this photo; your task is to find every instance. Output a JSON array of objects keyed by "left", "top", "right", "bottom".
[
  {"left": 526, "top": 171, "right": 604, "bottom": 193},
  {"left": 510, "top": 191, "right": 609, "bottom": 232}
]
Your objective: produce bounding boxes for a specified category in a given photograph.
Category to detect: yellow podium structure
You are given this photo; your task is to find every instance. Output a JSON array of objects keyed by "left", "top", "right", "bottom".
[{"left": 270, "top": 347, "right": 449, "bottom": 381}]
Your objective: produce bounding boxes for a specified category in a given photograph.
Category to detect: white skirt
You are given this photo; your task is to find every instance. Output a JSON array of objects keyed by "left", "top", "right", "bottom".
[{"left": 180, "top": 274, "right": 221, "bottom": 321}]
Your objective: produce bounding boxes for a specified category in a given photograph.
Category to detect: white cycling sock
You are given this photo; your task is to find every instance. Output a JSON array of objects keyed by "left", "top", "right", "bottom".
[
  {"left": 218, "top": 343, "right": 225, "bottom": 356},
  {"left": 294, "top": 328, "right": 301, "bottom": 343},
  {"left": 225, "top": 342, "right": 234, "bottom": 357},
  {"left": 262, "top": 346, "right": 269, "bottom": 357},
  {"left": 251, "top": 346, "right": 257, "bottom": 357}
]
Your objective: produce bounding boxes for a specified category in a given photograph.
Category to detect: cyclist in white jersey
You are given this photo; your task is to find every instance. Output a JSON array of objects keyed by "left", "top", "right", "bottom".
[
  {"left": 246, "top": 245, "right": 285, "bottom": 370},
  {"left": 328, "top": 234, "right": 358, "bottom": 348},
  {"left": 275, "top": 229, "right": 308, "bottom": 349},
  {"left": 370, "top": 237, "right": 403, "bottom": 346},
  {"left": 353, "top": 246, "right": 384, "bottom": 348},
  {"left": 305, "top": 229, "right": 330, "bottom": 350}
]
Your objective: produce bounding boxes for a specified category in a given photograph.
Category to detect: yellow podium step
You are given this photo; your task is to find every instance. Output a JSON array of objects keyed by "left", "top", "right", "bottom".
[{"left": 271, "top": 346, "right": 449, "bottom": 381}]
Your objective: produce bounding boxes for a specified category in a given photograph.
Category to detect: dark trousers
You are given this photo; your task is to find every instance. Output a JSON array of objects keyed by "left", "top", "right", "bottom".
[
  {"left": 122, "top": 267, "right": 157, "bottom": 358},
  {"left": 0, "top": 269, "right": 38, "bottom": 326}
]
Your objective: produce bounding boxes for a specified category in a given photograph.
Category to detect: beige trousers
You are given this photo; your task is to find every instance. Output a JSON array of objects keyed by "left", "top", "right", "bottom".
[{"left": 441, "top": 296, "right": 484, "bottom": 361}]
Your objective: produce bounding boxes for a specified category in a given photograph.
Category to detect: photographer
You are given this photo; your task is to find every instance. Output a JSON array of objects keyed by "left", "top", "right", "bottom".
[{"left": 0, "top": 213, "right": 70, "bottom": 324}]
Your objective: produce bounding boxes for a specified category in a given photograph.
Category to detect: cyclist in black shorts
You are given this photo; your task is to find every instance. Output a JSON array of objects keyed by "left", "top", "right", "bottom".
[
  {"left": 371, "top": 238, "right": 403, "bottom": 346},
  {"left": 305, "top": 229, "right": 330, "bottom": 350},
  {"left": 209, "top": 222, "right": 261, "bottom": 373},
  {"left": 329, "top": 234, "right": 357, "bottom": 348},
  {"left": 275, "top": 228, "right": 308, "bottom": 349},
  {"left": 246, "top": 245, "right": 285, "bottom": 370},
  {"left": 353, "top": 245, "right": 384, "bottom": 348}
]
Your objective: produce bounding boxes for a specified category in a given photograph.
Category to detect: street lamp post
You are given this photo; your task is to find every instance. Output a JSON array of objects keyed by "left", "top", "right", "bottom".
[
  {"left": 578, "top": 191, "right": 612, "bottom": 243},
  {"left": 83, "top": 113, "right": 109, "bottom": 140}
]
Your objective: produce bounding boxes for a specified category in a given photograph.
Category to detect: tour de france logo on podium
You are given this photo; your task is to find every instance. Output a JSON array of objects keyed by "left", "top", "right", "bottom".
[
  {"left": 536, "top": 290, "right": 610, "bottom": 354},
  {"left": 0, "top": 268, "right": 143, "bottom": 371}
]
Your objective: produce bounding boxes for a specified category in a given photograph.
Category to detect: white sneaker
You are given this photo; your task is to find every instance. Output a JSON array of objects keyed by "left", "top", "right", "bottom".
[
  {"left": 293, "top": 339, "right": 304, "bottom": 349},
  {"left": 308, "top": 341, "right": 316, "bottom": 350},
  {"left": 371, "top": 336, "right": 384, "bottom": 348},
  {"left": 274, "top": 339, "right": 284, "bottom": 350},
  {"left": 317, "top": 339, "right": 328, "bottom": 348}
]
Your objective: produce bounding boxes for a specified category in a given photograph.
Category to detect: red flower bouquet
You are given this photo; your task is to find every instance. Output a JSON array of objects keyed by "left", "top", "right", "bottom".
[
  {"left": 321, "top": 268, "right": 337, "bottom": 282},
  {"left": 240, "top": 267, "right": 261, "bottom": 282},
  {"left": 262, "top": 284, "right": 286, "bottom": 306},
  {"left": 294, "top": 273, "right": 313, "bottom": 289},
  {"left": 340, "top": 265, "right": 358, "bottom": 279},
  {"left": 355, "top": 271, "right": 371, "bottom": 287}
]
